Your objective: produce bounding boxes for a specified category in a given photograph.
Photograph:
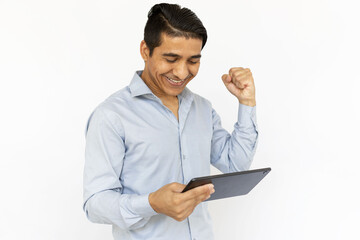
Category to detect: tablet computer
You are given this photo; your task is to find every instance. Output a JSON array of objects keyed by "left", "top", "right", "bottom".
[{"left": 181, "top": 167, "right": 271, "bottom": 201}]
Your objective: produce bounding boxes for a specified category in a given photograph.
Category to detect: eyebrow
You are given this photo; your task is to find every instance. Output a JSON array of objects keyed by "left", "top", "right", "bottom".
[{"left": 162, "top": 53, "right": 202, "bottom": 59}]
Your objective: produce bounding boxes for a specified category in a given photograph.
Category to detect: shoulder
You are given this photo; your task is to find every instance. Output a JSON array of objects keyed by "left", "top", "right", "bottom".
[
  {"left": 85, "top": 87, "right": 131, "bottom": 134},
  {"left": 101, "top": 87, "right": 131, "bottom": 112}
]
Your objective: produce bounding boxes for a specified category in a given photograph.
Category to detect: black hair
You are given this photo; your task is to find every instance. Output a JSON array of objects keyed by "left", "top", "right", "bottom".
[{"left": 144, "top": 3, "right": 207, "bottom": 56}]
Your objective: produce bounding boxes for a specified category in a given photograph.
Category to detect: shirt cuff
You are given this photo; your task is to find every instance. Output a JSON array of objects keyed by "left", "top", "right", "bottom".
[
  {"left": 237, "top": 103, "right": 257, "bottom": 128},
  {"left": 130, "top": 194, "right": 158, "bottom": 218}
]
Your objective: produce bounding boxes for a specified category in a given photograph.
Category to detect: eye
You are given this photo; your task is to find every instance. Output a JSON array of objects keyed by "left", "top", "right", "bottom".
[
  {"left": 189, "top": 60, "right": 199, "bottom": 65},
  {"left": 165, "top": 59, "right": 177, "bottom": 63}
]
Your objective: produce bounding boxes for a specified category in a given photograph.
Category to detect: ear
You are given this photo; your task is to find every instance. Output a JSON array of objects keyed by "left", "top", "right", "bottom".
[{"left": 140, "top": 40, "right": 150, "bottom": 61}]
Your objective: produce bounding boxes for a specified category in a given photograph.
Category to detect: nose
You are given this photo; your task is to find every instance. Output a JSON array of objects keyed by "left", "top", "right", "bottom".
[{"left": 173, "top": 61, "right": 190, "bottom": 80}]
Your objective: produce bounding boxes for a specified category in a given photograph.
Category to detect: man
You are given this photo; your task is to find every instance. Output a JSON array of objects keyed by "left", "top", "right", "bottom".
[{"left": 83, "top": 3, "right": 258, "bottom": 240}]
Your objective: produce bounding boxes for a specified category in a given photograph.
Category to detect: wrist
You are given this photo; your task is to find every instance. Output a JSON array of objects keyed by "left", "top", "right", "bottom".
[
  {"left": 238, "top": 99, "right": 256, "bottom": 107},
  {"left": 148, "top": 192, "right": 159, "bottom": 213}
]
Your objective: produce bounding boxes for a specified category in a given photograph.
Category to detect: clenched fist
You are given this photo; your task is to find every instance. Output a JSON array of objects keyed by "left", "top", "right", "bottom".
[{"left": 222, "top": 67, "right": 256, "bottom": 107}]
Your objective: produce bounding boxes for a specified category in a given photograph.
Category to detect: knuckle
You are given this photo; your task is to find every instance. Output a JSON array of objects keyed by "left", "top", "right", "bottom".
[
  {"left": 169, "top": 182, "right": 178, "bottom": 187},
  {"left": 176, "top": 216, "right": 185, "bottom": 222},
  {"left": 229, "top": 68, "right": 236, "bottom": 75},
  {"left": 232, "top": 73, "right": 240, "bottom": 80},
  {"left": 175, "top": 208, "right": 182, "bottom": 215},
  {"left": 175, "top": 212, "right": 184, "bottom": 221}
]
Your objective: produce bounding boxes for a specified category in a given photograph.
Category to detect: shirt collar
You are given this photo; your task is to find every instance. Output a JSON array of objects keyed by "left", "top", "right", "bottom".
[
  {"left": 129, "top": 71, "right": 193, "bottom": 102},
  {"left": 129, "top": 71, "right": 153, "bottom": 97}
]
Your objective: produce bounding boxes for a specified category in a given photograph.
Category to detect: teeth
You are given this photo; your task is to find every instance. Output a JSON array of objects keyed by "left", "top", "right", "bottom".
[{"left": 166, "top": 76, "right": 184, "bottom": 83}]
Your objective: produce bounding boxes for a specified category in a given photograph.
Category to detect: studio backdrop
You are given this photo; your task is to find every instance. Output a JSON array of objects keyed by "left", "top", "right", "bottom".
[{"left": 0, "top": 0, "right": 359, "bottom": 239}]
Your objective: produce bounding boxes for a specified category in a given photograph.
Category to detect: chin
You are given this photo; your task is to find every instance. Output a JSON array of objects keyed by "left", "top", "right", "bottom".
[{"left": 165, "top": 88, "right": 184, "bottom": 97}]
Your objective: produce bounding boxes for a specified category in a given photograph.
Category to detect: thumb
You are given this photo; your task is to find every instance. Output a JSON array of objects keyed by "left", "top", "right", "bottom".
[
  {"left": 169, "top": 182, "right": 187, "bottom": 193},
  {"left": 221, "top": 74, "right": 231, "bottom": 83}
]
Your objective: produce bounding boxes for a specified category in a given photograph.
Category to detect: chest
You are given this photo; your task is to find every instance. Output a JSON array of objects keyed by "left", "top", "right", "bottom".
[
  {"left": 165, "top": 104, "right": 179, "bottom": 120},
  {"left": 120, "top": 98, "right": 213, "bottom": 174}
]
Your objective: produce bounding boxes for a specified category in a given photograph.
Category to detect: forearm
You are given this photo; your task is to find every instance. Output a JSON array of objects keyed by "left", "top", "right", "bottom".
[
  {"left": 228, "top": 103, "right": 258, "bottom": 170},
  {"left": 83, "top": 107, "right": 158, "bottom": 230},
  {"left": 211, "top": 103, "right": 258, "bottom": 173},
  {"left": 84, "top": 189, "right": 157, "bottom": 230}
]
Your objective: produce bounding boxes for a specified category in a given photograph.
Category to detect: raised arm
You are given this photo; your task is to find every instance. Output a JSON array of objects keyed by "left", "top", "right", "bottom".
[{"left": 210, "top": 67, "right": 258, "bottom": 172}]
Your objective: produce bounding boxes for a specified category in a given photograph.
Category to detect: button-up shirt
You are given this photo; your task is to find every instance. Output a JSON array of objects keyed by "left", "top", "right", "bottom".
[{"left": 83, "top": 71, "right": 258, "bottom": 240}]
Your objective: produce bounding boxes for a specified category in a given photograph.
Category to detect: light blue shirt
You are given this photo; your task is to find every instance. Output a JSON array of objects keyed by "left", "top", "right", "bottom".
[{"left": 83, "top": 71, "right": 258, "bottom": 240}]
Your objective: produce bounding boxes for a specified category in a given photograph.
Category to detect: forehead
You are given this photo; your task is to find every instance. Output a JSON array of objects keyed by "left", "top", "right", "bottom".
[{"left": 154, "top": 33, "right": 203, "bottom": 56}]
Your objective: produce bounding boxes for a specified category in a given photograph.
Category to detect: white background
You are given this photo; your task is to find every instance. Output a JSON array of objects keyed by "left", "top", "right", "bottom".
[{"left": 1, "top": 0, "right": 359, "bottom": 239}]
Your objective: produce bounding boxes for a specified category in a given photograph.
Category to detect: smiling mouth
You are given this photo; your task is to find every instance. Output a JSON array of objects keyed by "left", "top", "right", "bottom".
[{"left": 164, "top": 76, "right": 186, "bottom": 86}]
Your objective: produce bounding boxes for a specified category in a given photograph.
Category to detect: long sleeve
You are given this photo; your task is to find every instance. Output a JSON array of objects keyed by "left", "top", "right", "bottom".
[
  {"left": 82, "top": 73, "right": 249, "bottom": 239},
  {"left": 83, "top": 107, "right": 157, "bottom": 230},
  {"left": 210, "top": 103, "right": 258, "bottom": 173}
]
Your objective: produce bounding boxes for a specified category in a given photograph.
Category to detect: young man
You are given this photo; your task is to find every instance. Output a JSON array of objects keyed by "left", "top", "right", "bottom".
[{"left": 83, "top": 3, "right": 258, "bottom": 240}]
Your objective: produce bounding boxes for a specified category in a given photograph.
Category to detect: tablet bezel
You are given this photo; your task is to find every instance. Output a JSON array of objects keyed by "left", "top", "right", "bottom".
[{"left": 181, "top": 167, "right": 271, "bottom": 201}]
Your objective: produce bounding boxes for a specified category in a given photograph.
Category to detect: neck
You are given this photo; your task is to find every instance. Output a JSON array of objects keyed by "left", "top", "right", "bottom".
[{"left": 140, "top": 69, "right": 179, "bottom": 105}]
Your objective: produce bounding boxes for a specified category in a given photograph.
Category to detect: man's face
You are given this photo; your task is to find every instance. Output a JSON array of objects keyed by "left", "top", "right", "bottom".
[{"left": 141, "top": 33, "right": 203, "bottom": 99}]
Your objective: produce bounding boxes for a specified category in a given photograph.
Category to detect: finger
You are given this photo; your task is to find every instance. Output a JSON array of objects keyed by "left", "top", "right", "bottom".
[
  {"left": 189, "top": 186, "right": 214, "bottom": 206},
  {"left": 168, "top": 182, "right": 187, "bottom": 193},
  {"left": 230, "top": 69, "right": 252, "bottom": 80},
  {"left": 230, "top": 67, "right": 251, "bottom": 73},
  {"left": 232, "top": 78, "right": 247, "bottom": 90},
  {"left": 195, "top": 186, "right": 215, "bottom": 203},
  {"left": 232, "top": 73, "right": 253, "bottom": 89},
  {"left": 229, "top": 67, "right": 245, "bottom": 76},
  {"left": 179, "top": 191, "right": 212, "bottom": 215},
  {"left": 174, "top": 205, "right": 196, "bottom": 222},
  {"left": 229, "top": 68, "right": 251, "bottom": 82},
  {"left": 221, "top": 74, "right": 231, "bottom": 83},
  {"left": 223, "top": 81, "right": 242, "bottom": 96},
  {"left": 181, "top": 184, "right": 214, "bottom": 201},
  {"left": 178, "top": 186, "right": 215, "bottom": 219}
]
